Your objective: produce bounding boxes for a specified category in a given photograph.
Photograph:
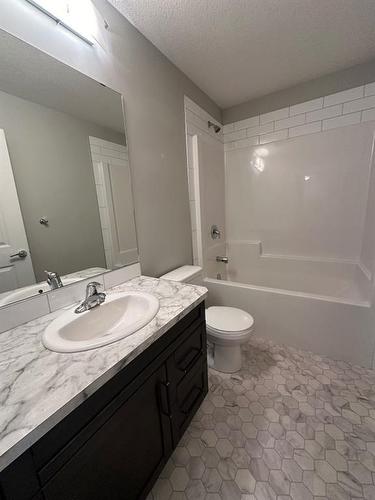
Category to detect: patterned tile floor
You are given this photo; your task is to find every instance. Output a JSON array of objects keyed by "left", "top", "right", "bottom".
[{"left": 149, "top": 336, "right": 375, "bottom": 500}]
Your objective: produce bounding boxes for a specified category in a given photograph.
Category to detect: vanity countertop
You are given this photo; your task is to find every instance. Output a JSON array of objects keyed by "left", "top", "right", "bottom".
[{"left": 0, "top": 276, "right": 207, "bottom": 472}]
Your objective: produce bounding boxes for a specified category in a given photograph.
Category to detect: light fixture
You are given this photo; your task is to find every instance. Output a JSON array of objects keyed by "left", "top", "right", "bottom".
[{"left": 26, "top": 0, "right": 96, "bottom": 45}]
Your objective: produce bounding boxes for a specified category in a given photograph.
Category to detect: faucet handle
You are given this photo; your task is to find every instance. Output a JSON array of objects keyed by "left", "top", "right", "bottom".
[{"left": 86, "top": 281, "right": 103, "bottom": 297}]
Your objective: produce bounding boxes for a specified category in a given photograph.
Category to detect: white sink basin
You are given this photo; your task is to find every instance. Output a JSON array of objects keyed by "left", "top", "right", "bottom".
[
  {"left": 42, "top": 291, "right": 160, "bottom": 353},
  {"left": 0, "top": 277, "right": 80, "bottom": 306}
]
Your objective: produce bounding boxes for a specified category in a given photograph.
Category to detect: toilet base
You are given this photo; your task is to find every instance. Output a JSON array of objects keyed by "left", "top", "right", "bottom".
[{"left": 213, "top": 343, "right": 242, "bottom": 373}]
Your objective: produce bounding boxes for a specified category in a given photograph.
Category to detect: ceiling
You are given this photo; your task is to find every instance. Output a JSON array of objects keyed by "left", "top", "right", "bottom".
[{"left": 108, "top": 0, "right": 375, "bottom": 109}]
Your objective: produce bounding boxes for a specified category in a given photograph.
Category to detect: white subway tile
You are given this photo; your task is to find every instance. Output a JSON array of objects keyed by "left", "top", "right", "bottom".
[
  {"left": 322, "top": 112, "right": 361, "bottom": 131},
  {"left": 185, "top": 109, "right": 207, "bottom": 132},
  {"left": 90, "top": 145, "right": 101, "bottom": 154},
  {"left": 247, "top": 122, "right": 273, "bottom": 138},
  {"left": 223, "top": 123, "right": 235, "bottom": 134},
  {"left": 224, "top": 129, "right": 246, "bottom": 143},
  {"left": 365, "top": 82, "right": 375, "bottom": 97},
  {"left": 275, "top": 114, "right": 305, "bottom": 131},
  {"left": 99, "top": 207, "right": 110, "bottom": 228},
  {"left": 190, "top": 201, "right": 197, "bottom": 230},
  {"left": 289, "top": 98, "right": 323, "bottom": 116},
  {"left": 96, "top": 183, "right": 106, "bottom": 207},
  {"left": 260, "top": 107, "right": 289, "bottom": 125},
  {"left": 289, "top": 121, "right": 322, "bottom": 138},
  {"left": 324, "top": 86, "right": 364, "bottom": 107},
  {"left": 89, "top": 136, "right": 102, "bottom": 146},
  {"left": 108, "top": 157, "right": 128, "bottom": 167},
  {"left": 0, "top": 295, "right": 50, "bottom": 334},
  {"left": 224, "top": 142, "right": 236, "bottom": 152},
  {"left": 362, "top": 108, "right": 375, "bottom": 123},
  {"left": 101, "top": 148, "right": 127, "bottom": 160},
  {"left": 234, "top": 115, "right": 259, "bottom": 130},
  {"left": 305, "top": 104, "right": 342, "bottom": 122},
  {"left": 92, "top": 162, "right": 104, "bottom": 184},
  {"left": 343, "top": 95, "right": 375, "bottom": 114},
  {"left": 234, "top": 136, "right": 259, "bottom": 149},
  {"left": 259, "top": 129, "right": 288, "bottom": 144},
  {"left": 187, "top": 167, "right": 195, "bottom": 191}
]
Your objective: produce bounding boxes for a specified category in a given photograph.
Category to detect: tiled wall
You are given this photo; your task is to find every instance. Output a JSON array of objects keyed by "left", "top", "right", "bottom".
[
  {"left": 224, "top": 81, "right": 375, "bottom": 276},
  {"left": 184, "top": 97, "right": 226, "bottom": 277},
  {"left": 184, "top": 97, "right": 223, "bottom": 267},
  {"left": 224, "top": 82, "right": 375, "bottom": 150}
]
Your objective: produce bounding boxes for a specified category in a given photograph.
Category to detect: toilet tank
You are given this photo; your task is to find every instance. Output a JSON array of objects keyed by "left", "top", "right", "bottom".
[{"left": 160, "top": 265, "right": 203, "bottom": 285}]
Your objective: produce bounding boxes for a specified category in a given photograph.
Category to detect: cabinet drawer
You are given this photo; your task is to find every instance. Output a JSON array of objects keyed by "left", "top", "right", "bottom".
[
  {"left": 173, "top": 356, "right": 208, "bottom": 442},
  {"left": 171, "top": 322, "right": 206, "bottom": 383}
]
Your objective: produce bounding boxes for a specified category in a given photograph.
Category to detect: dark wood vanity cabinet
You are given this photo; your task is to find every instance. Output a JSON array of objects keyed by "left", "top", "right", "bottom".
[{"left": 0, "top": 303, "right": 207, "bottom": 500}]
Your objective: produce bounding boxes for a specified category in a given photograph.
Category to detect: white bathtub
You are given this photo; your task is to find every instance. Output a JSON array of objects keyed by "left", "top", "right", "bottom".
[{"left": 205, "top": 242, "right": 375, "bottom": 368}]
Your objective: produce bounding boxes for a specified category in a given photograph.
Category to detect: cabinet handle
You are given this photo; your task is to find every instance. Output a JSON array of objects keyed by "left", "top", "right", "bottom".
[
  {"left": 159, "top": 381, "right": 172, "bottom": 418},
  {"left": 177, "top": 348, "right": 203, "bottom": 374},
  {"left": 181, "top": 385, "right": 202, "bottom": 415}
]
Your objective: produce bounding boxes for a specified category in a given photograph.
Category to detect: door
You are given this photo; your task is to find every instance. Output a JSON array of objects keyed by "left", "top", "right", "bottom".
[
  {"left": 42, "top": 365, "right": 171, "bottom": 500},
  {"left": 0, "top": 129, "right": 35, "bottom": 293},
  {"left": 102, "top": 158, "right": 138, "bottom": 268}
]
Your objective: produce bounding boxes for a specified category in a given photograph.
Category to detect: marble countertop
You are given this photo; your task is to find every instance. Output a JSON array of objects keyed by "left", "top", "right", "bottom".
[{"left": 0, "top": 276, "right": 207, "bottom": 472}]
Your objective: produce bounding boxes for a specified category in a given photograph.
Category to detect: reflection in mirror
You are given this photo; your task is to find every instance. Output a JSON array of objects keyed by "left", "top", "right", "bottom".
[{"left": 0, "top": 33, "right": 138, "bottom": 307}]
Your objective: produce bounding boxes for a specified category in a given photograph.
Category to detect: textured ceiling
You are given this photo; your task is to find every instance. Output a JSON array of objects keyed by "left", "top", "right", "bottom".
[{"left": 108, "top": 0, "right": 375, "bottom": 108}]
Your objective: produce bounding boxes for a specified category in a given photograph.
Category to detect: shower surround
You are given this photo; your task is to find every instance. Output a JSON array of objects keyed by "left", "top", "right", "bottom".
[{"left": 185, "top": 83, "right": 375, "bottom": 368}]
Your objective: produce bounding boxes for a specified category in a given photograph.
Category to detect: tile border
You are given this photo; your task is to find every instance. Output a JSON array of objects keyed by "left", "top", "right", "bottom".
[{"left": 224, "top": 82, "right": 375, "bottom": 151}]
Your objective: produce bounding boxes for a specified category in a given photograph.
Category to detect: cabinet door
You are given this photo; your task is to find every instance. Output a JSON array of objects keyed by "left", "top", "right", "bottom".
[{"left": 43, "top": 366, "right": 170, "bottom": 500}]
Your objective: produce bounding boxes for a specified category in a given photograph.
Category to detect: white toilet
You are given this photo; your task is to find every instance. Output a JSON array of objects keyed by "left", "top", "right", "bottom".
[
  {"left": 206, "top": 306, "right": 254, "bottom": 373},
  {"left": 160, "top": 265, "right": 255, "bottom": 373}
]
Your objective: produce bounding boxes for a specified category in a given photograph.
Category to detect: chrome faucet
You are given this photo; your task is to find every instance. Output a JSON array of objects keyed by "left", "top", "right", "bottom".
[
  {"left": 75, "top": 282, "right": 106, "bottom": 314},
  {"left": 45, "top": 270, "right": 63, "bottom": 290},
  {"left": 216, "top": 256, "right": 229, "bottom": 264}
]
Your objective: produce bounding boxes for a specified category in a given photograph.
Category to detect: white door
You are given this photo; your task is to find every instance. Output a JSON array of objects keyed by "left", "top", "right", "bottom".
[
  {"left": 0, "top": 129, "right": 35, "bottom": 293},
  {"left": 101, "top": 158, "right": 138, "bottom": 268}
]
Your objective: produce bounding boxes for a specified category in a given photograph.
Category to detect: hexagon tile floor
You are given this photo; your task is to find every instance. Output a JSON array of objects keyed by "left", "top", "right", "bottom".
[{"left": 148, "top": 335, "right": 375, "bottom": 500}]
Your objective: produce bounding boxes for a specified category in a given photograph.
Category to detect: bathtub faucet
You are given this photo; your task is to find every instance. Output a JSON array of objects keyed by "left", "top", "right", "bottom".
[{"left": 216, "top": 256, "right": 229, "bottom": 264}]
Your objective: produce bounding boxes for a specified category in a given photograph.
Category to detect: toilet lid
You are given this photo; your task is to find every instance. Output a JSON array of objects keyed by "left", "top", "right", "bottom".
[{"left": 206, "top": 306, "right": 254, "bottom": 333}]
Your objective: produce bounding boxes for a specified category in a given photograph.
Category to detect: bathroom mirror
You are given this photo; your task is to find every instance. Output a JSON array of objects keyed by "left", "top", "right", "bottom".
[{"left": 0, "top": 32, "right": 138, "bottom": 307}]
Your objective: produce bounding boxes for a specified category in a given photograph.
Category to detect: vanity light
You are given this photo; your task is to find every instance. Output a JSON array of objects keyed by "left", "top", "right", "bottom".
[{"left": 26, "top": 0, "right": 96, "bottom": 45}]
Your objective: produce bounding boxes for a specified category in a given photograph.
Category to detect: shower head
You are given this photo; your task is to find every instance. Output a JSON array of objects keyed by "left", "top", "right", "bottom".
[{"left": 208, "top": 120, "right": 221, "bottom": 134}]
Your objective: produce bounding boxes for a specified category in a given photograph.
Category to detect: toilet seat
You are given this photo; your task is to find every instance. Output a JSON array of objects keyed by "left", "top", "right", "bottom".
[{"left": 206, "top": 306, "right": 254, "bottom": 341}]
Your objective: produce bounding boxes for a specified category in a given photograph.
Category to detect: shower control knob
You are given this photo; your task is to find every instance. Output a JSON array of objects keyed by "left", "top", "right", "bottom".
[
  {"left": 216, "top": 256, "right": 229, "bottom": 264},
  {"left": 211, "top": 225, "right": 221, "bottom": 239}
]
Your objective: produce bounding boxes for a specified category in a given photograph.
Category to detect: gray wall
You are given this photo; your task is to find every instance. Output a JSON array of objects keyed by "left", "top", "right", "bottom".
[
  {"left": 223, "top": 59, "right": 375, "bottom": 124},
  {"left": 0, "top": 89, "right": 125, "bottom": 280},
  {"left": 0, "top": 0, "right": 221, "bottom": 277}
]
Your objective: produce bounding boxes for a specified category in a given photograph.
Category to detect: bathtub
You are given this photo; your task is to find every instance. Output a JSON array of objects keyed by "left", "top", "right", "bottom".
[{"left": 204, "top": 241, "right": 375, "bottom": 368}]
